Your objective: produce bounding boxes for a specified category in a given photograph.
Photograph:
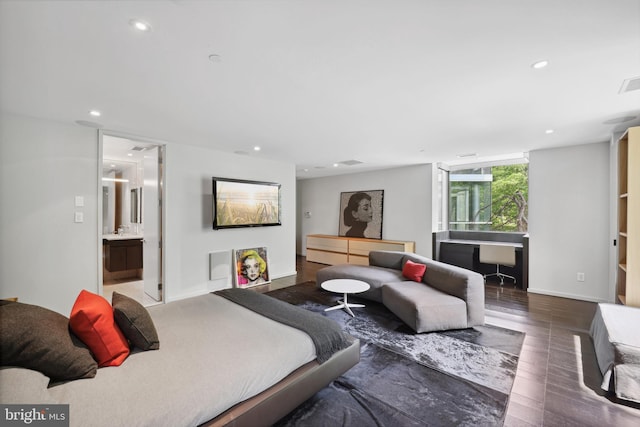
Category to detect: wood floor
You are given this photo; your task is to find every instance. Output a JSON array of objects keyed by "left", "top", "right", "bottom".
[{"left": 266, "top": 257, "right": 640, "bottom": 427}]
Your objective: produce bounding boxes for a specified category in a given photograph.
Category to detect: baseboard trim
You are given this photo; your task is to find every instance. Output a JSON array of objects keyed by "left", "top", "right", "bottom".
[{"left": 526, "top": 287, "right": 612, "bottom": 304}]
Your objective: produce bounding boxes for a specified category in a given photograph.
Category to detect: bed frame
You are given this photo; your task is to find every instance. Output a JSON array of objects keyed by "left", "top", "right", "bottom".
[{"left": 204, "top": 340, "right": 360, "bottom": 426}]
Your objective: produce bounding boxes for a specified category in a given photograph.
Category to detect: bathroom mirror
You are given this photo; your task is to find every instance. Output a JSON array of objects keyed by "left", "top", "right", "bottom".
[
  {"left": 102, "top": 160, "right": 138, "bottom": 234},
  {"left": 130, "top": 188, "right": 142, "bottom": 224}
]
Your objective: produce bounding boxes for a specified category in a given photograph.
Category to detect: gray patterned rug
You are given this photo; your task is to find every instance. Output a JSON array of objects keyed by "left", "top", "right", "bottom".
[{"left": 267, "top": 281, "right": 524, "bottom": 427}]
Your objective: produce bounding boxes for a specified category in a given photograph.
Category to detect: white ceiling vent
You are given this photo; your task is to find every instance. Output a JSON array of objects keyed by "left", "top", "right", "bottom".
[
  {"left": 619, "top": 76, "right": 640, "bottom": 94},
  {"left": 338, "top": 159, "right": 364, "bottom": 166}
]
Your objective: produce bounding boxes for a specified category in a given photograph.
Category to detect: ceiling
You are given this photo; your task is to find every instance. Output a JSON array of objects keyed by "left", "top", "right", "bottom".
[{"left": 1, "top": 0, "right": 639, "bottom": 179}]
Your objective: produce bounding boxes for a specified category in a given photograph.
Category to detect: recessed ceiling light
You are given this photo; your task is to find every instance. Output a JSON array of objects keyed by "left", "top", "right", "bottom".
[
  {"left": 127, "top": 153, "right": 133, "bottom": 157},
  {"left": 532, "top": 60, "right": 549, "bottom": 69},
  {"left": 545, "top": 129, "right": 555, "bottom": 134},
  {"left": 89, "top": 110, "right": 101, "bottom": 117},
  {"left": 333, "top": 163, "right": 339, "bottom": 168},
  {"left": 253, "top": 146, "right": 261, "bottom": 151},
  {"left": 130, "top": 19, "right": 151, "bottom": 32}
]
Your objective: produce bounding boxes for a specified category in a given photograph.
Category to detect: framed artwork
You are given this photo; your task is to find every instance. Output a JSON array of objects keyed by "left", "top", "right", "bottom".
[
  {"left": 339, "top": 190, "right": 384, "bottom": 239},
  {"left": 234, "top": 247, "right": 271, "bottom": 287},
  {"left": 213, "top": 177, "right": 281, "bottom": 229}
]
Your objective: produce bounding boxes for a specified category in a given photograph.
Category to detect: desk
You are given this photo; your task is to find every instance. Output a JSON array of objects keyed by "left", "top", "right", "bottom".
[
  {"left": 434, "top": 233, "right": 529, "bottom": 290},
  {"left": 439, "top": 239, "right": 523, "bottom": 248}
]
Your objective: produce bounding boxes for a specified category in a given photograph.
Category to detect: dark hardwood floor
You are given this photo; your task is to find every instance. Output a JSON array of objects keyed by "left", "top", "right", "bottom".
[{"left": 265, "top": 257, "right": 640, "bottom": 427}]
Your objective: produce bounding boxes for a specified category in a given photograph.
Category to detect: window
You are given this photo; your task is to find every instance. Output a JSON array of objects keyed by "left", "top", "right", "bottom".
[{"left": 448, "top": 163, "right": 528, "bottom": 232}]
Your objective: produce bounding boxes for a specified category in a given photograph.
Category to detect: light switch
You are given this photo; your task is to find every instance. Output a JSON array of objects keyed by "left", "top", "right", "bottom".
[
  {"left": 75, "top": 196, "right": 84, "bottom": 207},
  {"left": 74, "top": 212, "right": 84, "bottom": 223}
]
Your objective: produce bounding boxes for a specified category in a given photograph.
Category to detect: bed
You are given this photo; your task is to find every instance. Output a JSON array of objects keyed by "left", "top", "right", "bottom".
[
  {"left": 590, "top": 303, "right": 640, "bottom": 404},
  {"left": 0, "top": 290, "right": 359, "bottom": 426}
]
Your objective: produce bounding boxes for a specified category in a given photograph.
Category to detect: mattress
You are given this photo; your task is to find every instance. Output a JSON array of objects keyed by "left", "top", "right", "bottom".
[
  {"left": 590, "top": 303, "right": 640, "bottom": 403},
  {"left": 1, "top": 293, "right": 319, "bottom": 426}
]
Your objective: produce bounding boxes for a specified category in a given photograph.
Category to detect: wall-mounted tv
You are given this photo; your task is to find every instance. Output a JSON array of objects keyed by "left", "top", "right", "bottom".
[{"left": 213, "top": 177, "right": 281, "bottom": 229}]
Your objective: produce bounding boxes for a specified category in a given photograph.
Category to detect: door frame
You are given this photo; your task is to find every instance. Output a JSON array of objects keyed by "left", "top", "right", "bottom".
[{"left": 97, "top": 130, "right": 166, "bottom": 304}]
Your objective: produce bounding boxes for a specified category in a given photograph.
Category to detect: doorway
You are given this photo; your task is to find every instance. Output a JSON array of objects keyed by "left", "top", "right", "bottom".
[{"left": 100, "top": 134, "right": 164, "bottom": 306}]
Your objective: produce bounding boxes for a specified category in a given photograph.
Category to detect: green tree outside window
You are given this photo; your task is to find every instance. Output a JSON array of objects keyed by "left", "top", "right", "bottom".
[{"left": 449, "top": 164, "right": 528, "bottom": 232}]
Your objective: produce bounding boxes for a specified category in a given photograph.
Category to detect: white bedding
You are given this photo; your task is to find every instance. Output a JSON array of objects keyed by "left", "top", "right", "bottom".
[
  {"left": 590, "top": 303, "right": 640, "bottom": 399},
  {"left": 0, "top": 294, "right": 317, "bottom": 427}
]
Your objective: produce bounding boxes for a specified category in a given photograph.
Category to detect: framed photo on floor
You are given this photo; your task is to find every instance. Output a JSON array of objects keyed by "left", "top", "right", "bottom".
[
  {"left": 234, "top": 247, "right": 271, "bottom": 287},
  {"left": 339, "top": 190, "right": 384, "bottom": 239}
]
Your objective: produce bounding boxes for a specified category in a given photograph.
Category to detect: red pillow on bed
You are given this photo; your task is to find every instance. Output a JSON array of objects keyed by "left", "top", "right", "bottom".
[
  {"left": 402, "top": 260, "right": 427, "bottom": 282},
  {"left": 69, "top": 290, "right": 129, "bottom": 367}
]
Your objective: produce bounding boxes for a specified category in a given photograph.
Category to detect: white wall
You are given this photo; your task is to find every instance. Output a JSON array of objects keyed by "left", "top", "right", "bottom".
[
  {"left": 163, "top": 143, "right": 297, "bottom": 302},
  {"left": 297, "top": 164, "right": 433, "bottom": 257},
  {"left": 0, "top": 112, "right": 99, "bottom": 314},
  {"left": 528, "top": 142, "right": 611, "bottom": 302},
  {"left": 0, "top": 112, "right": 297, "bottom": 313},
  {"left": 1, "top": 110, "right": 615, "bottom": 309},
  {"left": 298, "top": 145, "right": 614, "bottom": 303}
]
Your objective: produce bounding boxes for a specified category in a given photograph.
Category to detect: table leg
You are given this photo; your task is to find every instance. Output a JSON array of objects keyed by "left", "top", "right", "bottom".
[{"left": 324, "top": 292, "right": 365, "bottom": 317}]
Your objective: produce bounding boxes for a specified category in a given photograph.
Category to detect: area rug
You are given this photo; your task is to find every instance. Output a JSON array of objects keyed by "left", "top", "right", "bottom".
[{"left": 267, "top": 281, "right": 525, "bottom": 427}]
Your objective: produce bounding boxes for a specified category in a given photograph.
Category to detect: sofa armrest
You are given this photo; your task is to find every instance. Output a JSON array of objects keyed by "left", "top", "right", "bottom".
[{"left": 423, "top": 260, "right": 485, "bottom": 326}]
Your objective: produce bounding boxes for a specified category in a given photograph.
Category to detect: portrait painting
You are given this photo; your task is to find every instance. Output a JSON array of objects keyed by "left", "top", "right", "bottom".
[
  {"left": 339, "top": 190, "right": 384, "bottom": 239},
  {"left": 234, "top": 247, "right": 271, "bottom": 287}
]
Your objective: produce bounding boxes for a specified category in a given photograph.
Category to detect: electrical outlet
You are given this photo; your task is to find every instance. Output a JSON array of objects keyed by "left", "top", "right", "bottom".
[{"left": 577, "top": 272, "right": 585, "bottom": 282}]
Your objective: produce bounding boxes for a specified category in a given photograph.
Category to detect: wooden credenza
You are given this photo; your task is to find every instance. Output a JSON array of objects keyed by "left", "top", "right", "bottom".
[{"left": 306, "top": 234, "right": 415, "bottom": 265}]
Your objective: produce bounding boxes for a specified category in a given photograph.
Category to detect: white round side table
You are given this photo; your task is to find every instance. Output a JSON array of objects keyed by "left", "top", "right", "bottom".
[{"left": 320, "top": 279, "right": 370, "bottom": 317}]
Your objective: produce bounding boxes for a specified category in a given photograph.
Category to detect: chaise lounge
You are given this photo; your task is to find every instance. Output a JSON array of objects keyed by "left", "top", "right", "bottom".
[{"left": 316, "top": 250, "right": 485, "bottom": 333}]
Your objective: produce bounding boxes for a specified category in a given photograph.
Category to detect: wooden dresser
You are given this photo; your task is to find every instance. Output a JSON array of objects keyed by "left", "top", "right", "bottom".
[{"left": 306, "top": 234, "right": 415, "bottom": 265}]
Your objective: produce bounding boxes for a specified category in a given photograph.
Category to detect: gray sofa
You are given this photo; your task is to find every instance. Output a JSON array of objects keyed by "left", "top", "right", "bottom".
[{"left": 316, "top": 250, "right": 485, "bottom": 333}]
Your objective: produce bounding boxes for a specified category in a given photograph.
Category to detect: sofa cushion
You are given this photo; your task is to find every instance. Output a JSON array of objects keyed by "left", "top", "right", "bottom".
[
  {"left": 112, "top": 292, "right": 160, "bottom": 351},
  {"left": 382, "top": 281, "right": 468, "bottom": 333},
  {"left": 369, "top": 250, "right": 406, "bottom": 270},
  {"left": 69, "top": 290, "right": 130, "bottom": 367},
  {"left": 402, "top": 260, "right": 427, "bottom": 282},
  {"left": 0, "top": 300, "right": 98, "bottom": 381},
  {"left": 317, "top": 264, "right": 404, "bottom": 303}
]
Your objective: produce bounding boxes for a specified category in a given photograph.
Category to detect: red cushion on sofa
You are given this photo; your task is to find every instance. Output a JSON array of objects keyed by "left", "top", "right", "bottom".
[
  {"left": 402, "top": 260, "right": 427, "bottom": 282},
  {"left": 69, "top": 290, "right": 130, "bottom": 367}
]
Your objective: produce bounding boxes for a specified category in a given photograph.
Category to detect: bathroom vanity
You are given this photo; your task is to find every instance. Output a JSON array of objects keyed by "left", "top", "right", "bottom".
[{"left": 103, "top": 235, "right": 143, "bottom": 272}]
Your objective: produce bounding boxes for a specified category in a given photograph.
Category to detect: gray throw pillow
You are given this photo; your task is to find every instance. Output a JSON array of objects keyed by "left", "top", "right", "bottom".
[
  {"left": 0, "top": 300, "right": 98, "bottom": 381},
  {"left": 112, "top": 292, "right": 160, "bottom": 351}
]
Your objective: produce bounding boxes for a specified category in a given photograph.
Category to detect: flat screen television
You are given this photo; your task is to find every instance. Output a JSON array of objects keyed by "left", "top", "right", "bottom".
[{"left": 212, "top": 177, "right": 281, "bottom": 229}]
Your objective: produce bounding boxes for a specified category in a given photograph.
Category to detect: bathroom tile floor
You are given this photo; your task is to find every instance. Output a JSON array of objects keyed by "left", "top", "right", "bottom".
[{"left": 103, "top": 280, "right": 160, "bottom": 307}]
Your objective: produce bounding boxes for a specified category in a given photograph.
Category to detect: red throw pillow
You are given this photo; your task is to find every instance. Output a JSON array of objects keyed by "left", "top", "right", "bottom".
[
  {"left": 69, "top": 290, "right": 130, "bottom": 367},
  {"left": 402, "top": 260, "right": 427, "bottom": 282}
]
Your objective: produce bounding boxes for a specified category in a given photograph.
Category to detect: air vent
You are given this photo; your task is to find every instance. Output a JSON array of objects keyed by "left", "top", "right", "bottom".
[
  {"left": 619, "top": 76, "right": 640, "bottom": 94},
  {"left": 338, "top": 159, "right": 364, "bottom": 166},
  {"left": 130, "top": 146, "right": 147, "bottom": 151}
]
